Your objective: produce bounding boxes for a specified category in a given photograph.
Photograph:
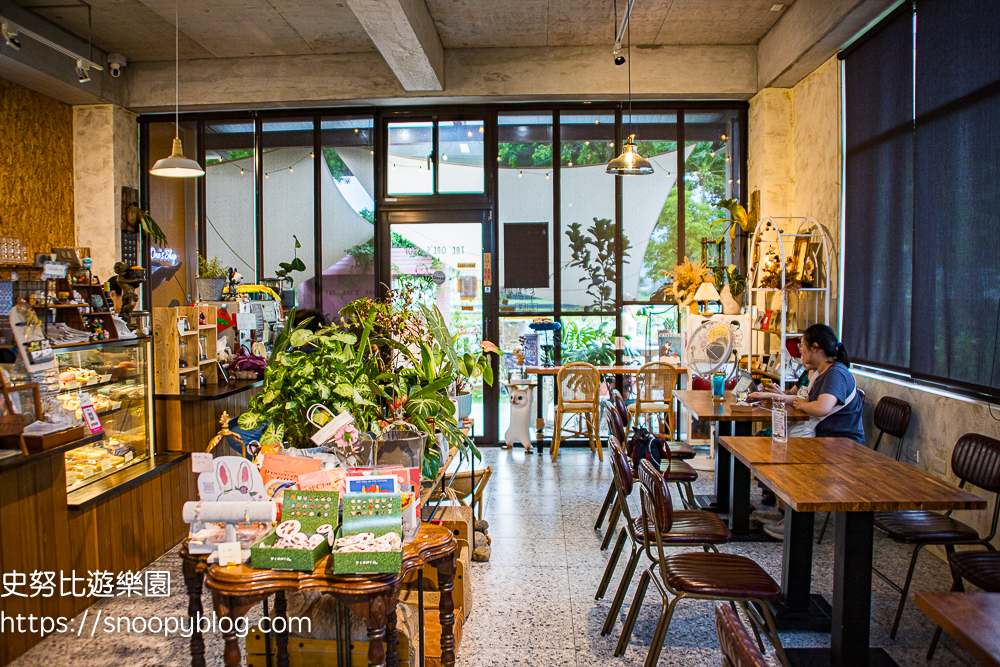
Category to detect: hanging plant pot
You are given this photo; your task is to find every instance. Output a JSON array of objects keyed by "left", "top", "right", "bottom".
[{"left": 196, "top": 277, "right": 226, "bottom": 301}]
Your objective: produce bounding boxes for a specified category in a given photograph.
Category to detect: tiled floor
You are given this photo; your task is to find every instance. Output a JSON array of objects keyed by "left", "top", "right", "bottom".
[{"left": 9, "top": 446, "right": 983, "bottom": 667}]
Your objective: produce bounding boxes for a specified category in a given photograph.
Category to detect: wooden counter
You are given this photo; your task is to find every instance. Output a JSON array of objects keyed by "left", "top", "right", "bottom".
[{"left": 155, "top": 380, "right": 263, "bottom": 454}]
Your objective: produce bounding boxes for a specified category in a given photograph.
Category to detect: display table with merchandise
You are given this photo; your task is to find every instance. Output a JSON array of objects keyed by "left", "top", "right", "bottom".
[{"left": 186, "top": 522, "right": 457, "bottom": 667}]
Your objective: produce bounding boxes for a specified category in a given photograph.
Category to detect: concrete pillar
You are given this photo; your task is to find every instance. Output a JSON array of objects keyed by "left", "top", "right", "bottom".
[
  {"left": 748, "top": 88, "right": 794, "bottom": 220},
  {"left": 73, "top": 104, "right": 139, "bottom": 281}
]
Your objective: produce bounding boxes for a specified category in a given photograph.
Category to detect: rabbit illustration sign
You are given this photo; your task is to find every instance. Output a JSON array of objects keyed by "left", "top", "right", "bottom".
[
  {"left": 198, "top": 456, "right": 265, "bottom": 501},
  {"left": 504, "top": 383, "right": 534, "bottom": 452}
]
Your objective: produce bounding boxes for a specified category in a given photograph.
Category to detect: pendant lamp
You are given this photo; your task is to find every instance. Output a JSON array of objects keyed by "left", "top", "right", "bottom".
[
  {"left": 150, "top": 0, "right": 204, "bottom": 178},
  {"left": 607, "top": 1, "right": 652, "bottom": 177}
]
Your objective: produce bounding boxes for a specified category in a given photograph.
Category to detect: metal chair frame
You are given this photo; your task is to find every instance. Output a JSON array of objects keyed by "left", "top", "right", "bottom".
[
  {"left": 615, "top": 461, "right": 790, "bottom": 667},
  {"left": 595, "top": 437, "right": 722, "bottom": 639},
  {"left": 873, "top": 434, "right": 1000, "bottom": 639}
]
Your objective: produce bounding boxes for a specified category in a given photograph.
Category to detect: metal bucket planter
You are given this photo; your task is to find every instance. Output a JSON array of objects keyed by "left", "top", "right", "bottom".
[
  {"left": 196, "top": 277, "right": 226, "bottom": 301},
  {"left": 376, "top": 427, "right": 427, "bottom": 468}
]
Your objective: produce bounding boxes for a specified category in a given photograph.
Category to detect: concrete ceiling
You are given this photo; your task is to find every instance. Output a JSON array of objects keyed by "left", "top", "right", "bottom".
[{"left": 16, "top": 0, "right": 793, "bottom": 63}]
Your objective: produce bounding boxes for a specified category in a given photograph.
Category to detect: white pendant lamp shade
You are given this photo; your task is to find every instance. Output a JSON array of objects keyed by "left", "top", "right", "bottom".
[
  {"left": 150, "top": 138, "right": 204, "bottom": 178},
  {"left": 606, "top": 134, "right": 654, "bottom": 175},
  {"left": 150, "top": 0, "right": 203, "bottom": 179}
]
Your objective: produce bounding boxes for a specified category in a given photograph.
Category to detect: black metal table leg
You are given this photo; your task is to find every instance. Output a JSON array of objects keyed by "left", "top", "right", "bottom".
[
  {"left": 772, "top": 508, "right": 831, "bottom": 631},
  {"left": 785, "top": 511, "right": 897, "bottom": 667},
  {"left": 726, "top": 456, "right": 771, "bottom": 541},
  {"left": 694, "top": 420, "right": 736, "bottom": 512}
]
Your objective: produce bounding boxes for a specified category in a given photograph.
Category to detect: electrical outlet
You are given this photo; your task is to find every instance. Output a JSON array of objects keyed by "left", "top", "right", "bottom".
[
  {"left": 933, "top": 457, "right": 947, "bottom": 475},
  {"left": 907, "top": 447, "right": 918, "bottom": 462},
  {"left": 915, "top": 450, "right": 920, "bottom": 463}
]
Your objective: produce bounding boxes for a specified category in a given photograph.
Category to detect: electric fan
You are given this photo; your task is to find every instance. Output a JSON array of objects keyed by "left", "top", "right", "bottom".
[{"left": 685, "top": 320, "right": 735, "bottom": 379}]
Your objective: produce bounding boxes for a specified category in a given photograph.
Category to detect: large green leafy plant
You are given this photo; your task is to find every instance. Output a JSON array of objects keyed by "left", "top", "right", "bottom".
[
  {"left": 565, "top": 218, "right": 631, "bottom": 312},
  {"left": 238, "top": 309, "right": 387, "bottom": 449}
]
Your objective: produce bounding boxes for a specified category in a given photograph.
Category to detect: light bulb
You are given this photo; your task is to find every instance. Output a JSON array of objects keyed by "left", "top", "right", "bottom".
[
  {"left": 240, "top": 169, "right": 244, "bottom": 175},
  {"left": 310, "top": 152, "right": 314, "bottom": 158},
  {"left": 265, "top": 173, "right": 269, "bottom": 179},
  {"left": 468, "top": 131, "right": 473, "bottom": 137},
  {"left": 721, "top": 134, "right": 728, "bottom": 140},
  {"left": 518, "top": 171, "right": 523, "bottom": 178},
  {"left": 355, "top": 128, "right": 359, "bottom": 133},
  {"left": 442, "top": 155, "right": 448, "bottom": 161},
  {"left": 479, "top": 126, "right": 484, "bottom": 133},
  {"left": 609, "top": 142, "right": 614, "bottom": 147},
  {"left": 289, "top": 167, "right": 293, "bottom": 173},
  {"left": 585, "top": 141, "right": 590, "bottom": 146},
  {"left": 568, "top": 161, "right": 573, "bottom": 166},
  {"left": 545, "top": 173, "right": 550, "bottom": 180},
  {"left": 595, "top": 120, "right": 600, "bottom": 124},
  {"left": 370, "top": 150, "right": 374, "bottom": 155}
]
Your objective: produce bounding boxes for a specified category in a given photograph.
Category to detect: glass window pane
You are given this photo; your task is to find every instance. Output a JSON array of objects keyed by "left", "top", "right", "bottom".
[
  {"left": 205, "top": 121, "right": 256, "bottom": 280},
  {"left": 560, "top": 113, "right": 616, "bottom": 312},
  {"left": 498, "top": 113, "right": 554, "bottom": 313},
  {"left": 558, "top": 315, "right": 616, "bottom": 365},
  {"left": 387, "top": 121, "right": 433, "bottom": 195},
  {"left": 622, "top": 304, "right": 682, "bottom": 366},
  {"left": 262, "top": 118, "right": 315, "bottom": 308},
  {"left": 148, "top": 120, "right": 197, "bottom": 307},
  {"left": 683, "top": 111, "right": 739, "bottom": 263},
  {"left": 439, "top": 120, "right": 484, "bottom": 194},
  {"left": 320, "top": 116, "right": 375, "bottom": 318},
  {"left": 621, "top": 113, "right": 679, "bottom": 302},
  {"left": 390, "top": 222, "right": 484, "bottom": 437}
]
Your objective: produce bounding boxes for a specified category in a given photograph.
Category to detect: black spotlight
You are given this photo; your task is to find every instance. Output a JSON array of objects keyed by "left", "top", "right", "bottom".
[{"left": 614, "top": 54, "right": 626, "bottom": 67}]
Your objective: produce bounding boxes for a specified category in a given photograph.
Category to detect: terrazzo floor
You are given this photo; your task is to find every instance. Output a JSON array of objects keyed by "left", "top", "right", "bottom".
[{"left": 9, "top": 446, "right": 986, "bottom": 667}]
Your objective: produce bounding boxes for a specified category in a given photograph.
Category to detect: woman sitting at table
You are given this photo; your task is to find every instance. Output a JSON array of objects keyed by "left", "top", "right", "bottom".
[{"left": 748, "top": 324, "right": 864, "bottom": 538}]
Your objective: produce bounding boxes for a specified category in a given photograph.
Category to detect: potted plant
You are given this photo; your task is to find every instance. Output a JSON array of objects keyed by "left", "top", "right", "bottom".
[
  {"left": 714, "top": 264, "right": 747, "bottom": 315},
  {"left": 422, "top": 304, "right": 498, "bottom": 421},
  {"left": 274, "top": 235, "right": 306, "bottom": 310},
  {"left": 196, "top": 254, "right": 228, "bottom": 301}
]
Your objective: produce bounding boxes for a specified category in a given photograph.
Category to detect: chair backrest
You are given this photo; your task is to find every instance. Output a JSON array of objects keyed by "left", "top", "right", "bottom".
[
  {"left": 952, "top": 434, "right": 1000, "bottom": 492},
  {"left": 610, "top": 388, "right": 630, "bottom": 428},
  {"left": 604, "top": 403, "right": 625, "bottom": 443},
  {"left": 608, "top": 436, "right": 636, "bottom": 522},
  {"left": 556, "top": 362, "right": 600, "bottom": 408},
  {"left": 715, "top": 604, "right": 768, "bottom": 667},
  {"left": 635, "top": 362, "right": 678, "bottom": 409},
  {"left": 637, "top": 458, "right": 674, "bottom": 561},
  {"left": 873, "top": 396, "right": 911, "bottom": 439}
]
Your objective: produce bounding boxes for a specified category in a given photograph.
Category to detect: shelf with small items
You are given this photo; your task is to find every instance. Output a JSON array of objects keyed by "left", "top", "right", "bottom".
[{"left": 752, "top": 328, "right": 803, "bottom": 337}]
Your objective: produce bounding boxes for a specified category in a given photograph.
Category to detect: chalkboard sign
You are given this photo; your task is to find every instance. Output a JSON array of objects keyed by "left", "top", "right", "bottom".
[{"left": 504, "top": 223, "right": 549, "bottom": 289}]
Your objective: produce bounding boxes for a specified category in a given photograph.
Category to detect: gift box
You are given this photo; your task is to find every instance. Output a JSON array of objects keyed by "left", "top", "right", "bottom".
[
  {"left": 251, "top": 490, "right": 339, "bottom": 571},
  {"left": 332, "top": 493, "right": 403, "bottom": 574}
]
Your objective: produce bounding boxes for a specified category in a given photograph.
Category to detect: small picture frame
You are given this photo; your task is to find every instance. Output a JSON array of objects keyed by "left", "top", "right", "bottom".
[
  {"left": 177, "top": 317, "right": 189, "bottom": 334},
  {"left": 792, "top": 239, "right": 809, "bottom": 281}
]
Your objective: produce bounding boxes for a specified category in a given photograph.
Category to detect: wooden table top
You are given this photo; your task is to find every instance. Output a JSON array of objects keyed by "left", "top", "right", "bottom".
[
  {"left": 916, "top": 592, "right": 1000, "bottom": 667},
  {"left": 751, "top": 459, "right": 988, "bottom": 513},
  {"left": 719, "top": 436, "right": 883, "bottom": 468},
  {"left": 524, "top": 365, "right": 688, "bottom": 376},
  {"left": 674, "top": 390, "right": 809, "bottom": 422}
]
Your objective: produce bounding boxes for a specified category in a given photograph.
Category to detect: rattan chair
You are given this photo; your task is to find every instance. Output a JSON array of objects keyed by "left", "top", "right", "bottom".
[
  {"left": 551, "top": 362, "right": 602, "bottom": 462},
  {"left": 628, "top": 362, "right": 679, "bottom": 441}
]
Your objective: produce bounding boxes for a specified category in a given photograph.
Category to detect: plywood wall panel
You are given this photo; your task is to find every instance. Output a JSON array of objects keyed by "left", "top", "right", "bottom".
[{"left": 0, "top": 80, "right": 75, "bottom": 255}]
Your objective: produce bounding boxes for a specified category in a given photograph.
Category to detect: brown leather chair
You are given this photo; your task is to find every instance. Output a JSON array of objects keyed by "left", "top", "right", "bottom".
[
  {"left": 871, "top": 395, "right": 912, "bottom": 461},
  {"left": 598, "top": 408, "right": 700, "bottom": 550},
  {"left": 817, "top": 393, "right": 909, "bottom": 544},
  {"left": 596, "top": 438, "right": 730, "bottom": 640},
  {"left": 715, "top": 604, "right": 768, "bottom": 667},
  {"left": 594, "top": 401, "right": 628, "bottom": 533},
  {"left": 874, "top": 433, "right": 1000, "bottom": 639},
  {"left": 612, "top": 387, "right": 695, "bottom": 460},
  {"left": 926, "top": 550, "right": 1000, "bottom": 659},
  {"left": 615, "top": 459, "right": 789, "bottom": 667}
]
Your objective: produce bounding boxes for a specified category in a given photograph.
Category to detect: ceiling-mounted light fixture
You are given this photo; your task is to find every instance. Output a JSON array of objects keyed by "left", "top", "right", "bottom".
[
  {"left": 150, "top": 0, "right": 204, "bottom": 178},
  {"left": 607, "top": 0, "right": 653, "bottom": 176},
  {"left": 0, "top": 15, "right": 103, "bottom": 76},
  {"left": 75, "top": 59, "right": 90, "bottom": 83}
]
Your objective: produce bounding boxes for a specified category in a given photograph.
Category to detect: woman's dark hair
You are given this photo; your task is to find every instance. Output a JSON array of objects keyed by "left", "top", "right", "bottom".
[{"left": 802, "top": 323, "right": 851, "bottom": 368}]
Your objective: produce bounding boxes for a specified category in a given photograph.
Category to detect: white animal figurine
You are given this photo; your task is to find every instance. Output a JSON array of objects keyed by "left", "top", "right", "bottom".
[{"left": 504, "top": 384, "right": 534, "bottom": 452}]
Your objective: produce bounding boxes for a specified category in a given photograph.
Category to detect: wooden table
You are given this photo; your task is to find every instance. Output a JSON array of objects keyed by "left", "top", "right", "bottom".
[
  {"left": 749, "top": 458, "right": 985, "bottom": 667},
  {"left": 916, "top": 592, "right": 1000, "bottom": 667},
  {"left": 674, "top": 390, "right": 808, "bottom": 514},
  {"left": 720, "top": 437, "right": 887, "bottom": 629},
  {"left": 198, "top": 523, "right": 457, "bottom": 667},
  {"left": 523, "top": 365, "right": 688, "bottom": 452}
]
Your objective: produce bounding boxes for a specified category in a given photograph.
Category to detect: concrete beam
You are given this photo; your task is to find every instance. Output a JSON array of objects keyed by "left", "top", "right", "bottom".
[
  {"left": 0, "top": 0, "right": 125, "bottom": 106},
  {"left": 758, "top": 0, "right": 898, "bottom": 89},
  {"left": 345, "top": 0, "right": 444, "bottom": 92},
  {"left": 123, "top": 44, "right": 757, "bottom": 111}
]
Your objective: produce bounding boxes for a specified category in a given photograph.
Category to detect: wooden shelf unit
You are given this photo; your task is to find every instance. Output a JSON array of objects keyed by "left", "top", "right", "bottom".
[{"left": 153, "top": 306, "right": 220, "bottom": 394}]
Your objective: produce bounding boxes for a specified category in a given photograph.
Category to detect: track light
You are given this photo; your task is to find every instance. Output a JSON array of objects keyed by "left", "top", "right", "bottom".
[
  {"left": 76, "top": 60, "right": 91, "bottom": 83},
  {"left": 1, "top": 21, "right": 20, "bottom": 50}
]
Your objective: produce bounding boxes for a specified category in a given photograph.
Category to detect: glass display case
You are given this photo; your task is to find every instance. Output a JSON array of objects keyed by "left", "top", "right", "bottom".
[{"left": 58, "top": 338, "right": 154, "bottom": 491}]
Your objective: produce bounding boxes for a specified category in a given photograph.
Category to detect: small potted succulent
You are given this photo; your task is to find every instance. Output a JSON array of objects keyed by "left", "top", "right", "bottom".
[{"left": 196, "top": 254, "right": 228, "bottom": 301}]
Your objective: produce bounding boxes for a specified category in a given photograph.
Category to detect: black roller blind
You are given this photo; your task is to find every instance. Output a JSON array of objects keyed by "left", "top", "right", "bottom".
[
  {"left": 842, "top": 7, "right": 914, "bottom": 372},
  {"left": 911, "top": 0, "right": 1000, "bottom": 397}
]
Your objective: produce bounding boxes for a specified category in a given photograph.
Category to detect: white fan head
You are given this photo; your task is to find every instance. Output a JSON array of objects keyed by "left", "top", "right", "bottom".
[{"left": 686, "top": 320, "right": 735, "bottom": 378}]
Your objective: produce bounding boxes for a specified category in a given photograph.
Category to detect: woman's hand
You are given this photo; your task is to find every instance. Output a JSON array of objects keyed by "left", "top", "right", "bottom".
[
  {"left": 762, "top": 381, "right": 781, "bottom": 393},
  {"left": 792, "top": 397, "right": 807, "bottom": 411},
  {"left": 748, "top": 391, "right": 767, "bottom": 401}
]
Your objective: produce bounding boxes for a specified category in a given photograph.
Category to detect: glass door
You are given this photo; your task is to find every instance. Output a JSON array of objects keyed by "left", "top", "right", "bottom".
[{"left": 381, "top": 209, "right": 496, "bottom": 443}]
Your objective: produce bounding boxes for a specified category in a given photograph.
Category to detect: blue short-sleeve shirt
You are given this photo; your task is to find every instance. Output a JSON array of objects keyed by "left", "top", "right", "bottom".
[{"left": 808, "top": 362, "right": 865, "bottom": 444}]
